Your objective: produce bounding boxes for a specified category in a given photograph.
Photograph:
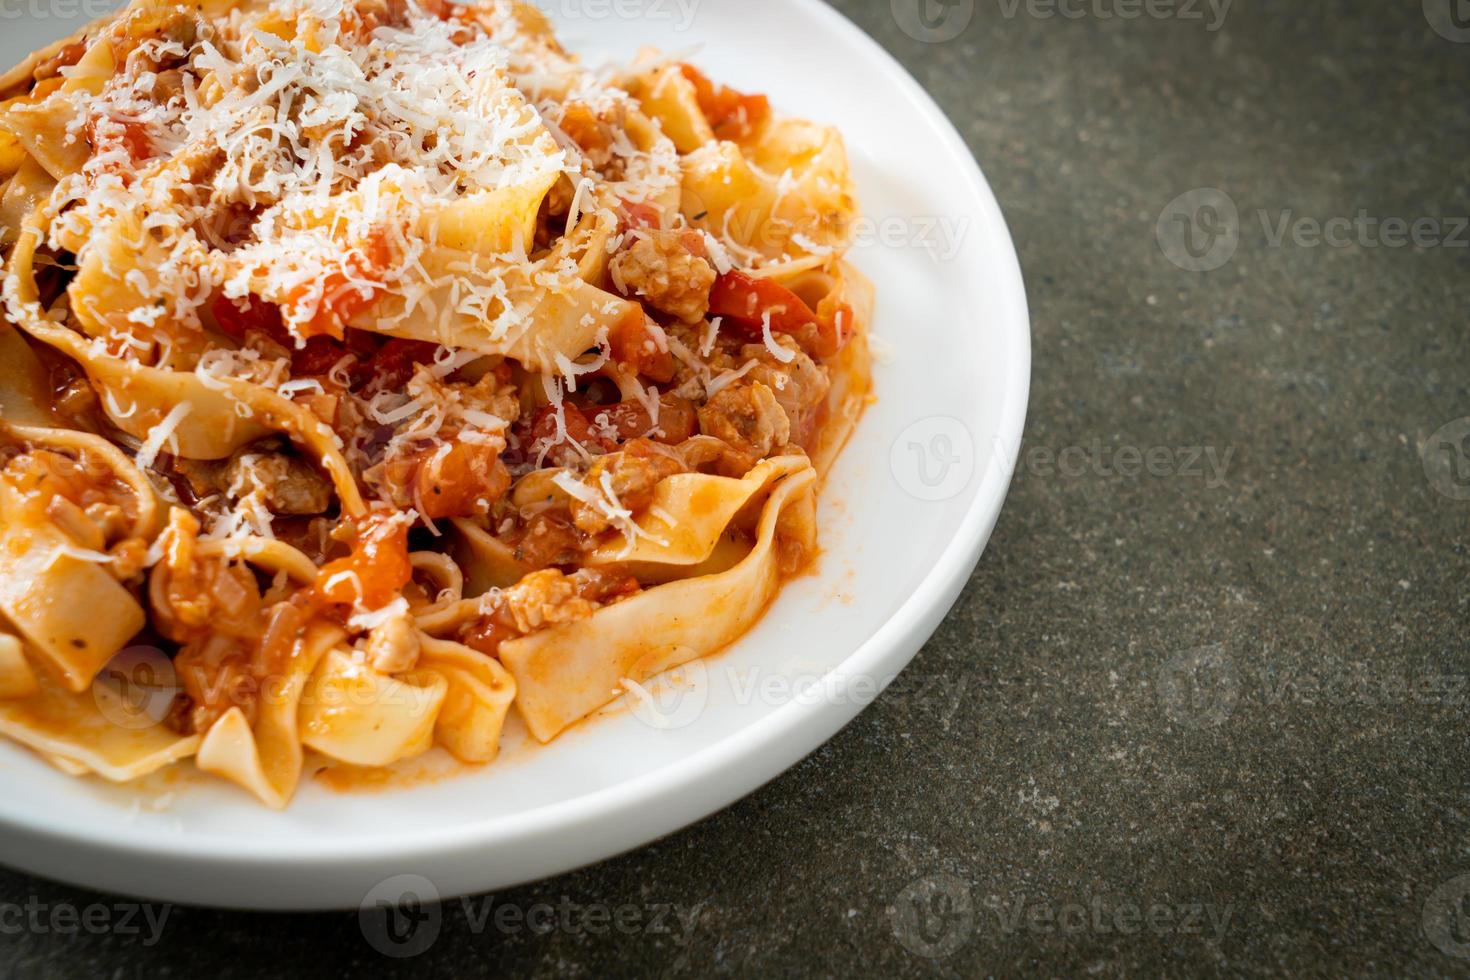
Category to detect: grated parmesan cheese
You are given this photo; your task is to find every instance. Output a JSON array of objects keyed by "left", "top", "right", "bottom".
[
  {"left": 133, "top": 403, "right": 193, "bottom": 471},
  {"left": 760, "top": 312, "right": 796, "bottom": 364},
  {"left": 347, "top": 596, "right": 411, "bottom": 632},
  {"left": 705, "top": 359, "right": 760, "bottom": 398}
]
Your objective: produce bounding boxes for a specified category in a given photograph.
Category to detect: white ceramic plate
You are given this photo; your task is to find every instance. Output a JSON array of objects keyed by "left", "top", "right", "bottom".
[{"left": 0, "top": 0, "right": 1029, "bottom": 909}]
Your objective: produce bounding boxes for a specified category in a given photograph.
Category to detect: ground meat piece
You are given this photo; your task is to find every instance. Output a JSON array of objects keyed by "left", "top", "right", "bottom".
[
  {"left": 365, "top": 612, "right": 420, "bottom": 674},
  {"left": 568, "top": 439, "right": 686, "bottom": 536},
  {"left": 2, "top": 443, "right": 148, "bottom": 579},
  {"left": 500, "top": 569, "right": 598, "bottom": 633},
  {"left": 459, "top": 370, "right": 522, "bottom": 427},
  {"left": 742, "top": 336, "right": 831, "bottom": 448},
  {"left": 52, "top": 375, "right": 99, "bottom": 424},
  {"left": 178, "top": 445, "right": 333, "bottom": 516},
  {"left": 4, "top": 447, "right": 136, "bottom": 522},
  {"left": 109, "top": 6, "right": 197, "bottom": 68},
  {"left": 170, "top": 461, "right": 217, "bottom": 501},
  {"left": 516, "top": 402, "right": 619, "bottom": 470},
  {"left": 229, "top": 451, "right": 333, "bottom": 515},
  {"left": 270, "top": 516, "right": 335, "bottom": 564},
  {"left": 697, "top": 381, "right": 792, "bottom": 468},
  {"left": 3, "top": 446, "right": 142, "bottom": 570},
  {"left": 507, "top": 512, "right": 584, "bottom": 569},
  {"left": 361, "top": 368, "right": 519, "bottom": 517},
  {"left": 460, "top": 568, "right": 638, "bottom": 656},
  {"left": 610, "top": 232, "right": 716, "bottom": 324},
  {"left": 366, "top": 437, "right": 512, "bottom": 520},
  {"left": 170, "top": 597, "right": 311, "bottom": 735},
  {"left": 148, "top": 510, "right": 263, "bottom": 644},
  {"left": 662, "top": 325, "right": 740, "bottom": 403}
]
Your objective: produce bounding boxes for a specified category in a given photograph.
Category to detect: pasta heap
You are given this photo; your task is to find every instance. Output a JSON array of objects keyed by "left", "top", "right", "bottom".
[{"left": 0, "top": 0, "right": 871, "bottom": 806}]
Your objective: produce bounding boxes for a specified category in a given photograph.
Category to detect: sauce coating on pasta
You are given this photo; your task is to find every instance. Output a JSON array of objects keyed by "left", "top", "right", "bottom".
[{"left": 0, "top": 0, "right": 871, "bottom": 806}]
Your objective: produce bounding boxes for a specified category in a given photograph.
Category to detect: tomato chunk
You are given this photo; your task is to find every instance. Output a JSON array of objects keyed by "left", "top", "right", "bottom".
[
  {"left": 86, "top": 114, "right": 152, "bottom": 166},
  {"left": 526, "top": 402, "right": 618, "bottom": 460},
  {"left": 314, "top": 515, "right": 412, "bottom": 610},
  {"left": 607, "top": 308, "right": 675, "bottom": 382},
  {"left": 707, "top": 270, "right": 852, "bottom": 358},
  {"left": 596, "top": 396, "right": 697, "bottom": 445},
  {"left": 361, "top": 338, "right": 440, "bottom": 390},
  {"left": 411, "top": 440, "right": 512, "bottom": 520},
  {"left": 212, "top": 294, "right": 287, "bottom": 344},
  {"left": 678, "top": 64, "right": 770, "bottom": 142},
  {"left": 284, "top": 232, "right": 393, "bottom": 340},
  {"left": 619, "top": 199, "right": 663, "bottom": 231},
  {"left": 212, "top": 298, "right": 398, "bottom": 383},
  {"left": 289, "top": 336, "right": 353, "bottom": 378}
]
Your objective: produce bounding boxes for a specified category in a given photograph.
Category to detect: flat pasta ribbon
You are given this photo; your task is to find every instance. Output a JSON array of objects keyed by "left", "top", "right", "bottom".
[
  {"left": 0, "top": 669, "right": 200, "bottom": 783},
  {"left": 3, "top": 218, "right": 368, "bottom": 516},
  {"left": 0, "top": 0, "right": 875, "bottom": 805},
  {"left": 501, "top": 457, "right": 819, "bottom": 743},
  {"left": 0, "top": 423, "right": 159, "bottom": 692},
  {"left": 195, "top": 622, "right": 346, "bottom": 809}
]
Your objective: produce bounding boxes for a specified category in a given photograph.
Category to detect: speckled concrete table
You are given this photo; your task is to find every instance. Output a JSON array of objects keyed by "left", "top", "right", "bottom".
[{"left": 3, "top": 0, "right": 1468, "bottom": 976}]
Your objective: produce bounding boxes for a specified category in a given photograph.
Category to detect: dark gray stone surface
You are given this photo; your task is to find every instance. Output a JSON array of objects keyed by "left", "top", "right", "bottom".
[{"left": 2, "top": 0, "right": 1467, "bottom": 976}]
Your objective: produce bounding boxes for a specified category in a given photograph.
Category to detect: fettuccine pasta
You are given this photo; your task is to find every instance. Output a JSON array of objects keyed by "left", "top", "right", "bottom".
[{"left": 0, "top": 0, "right": 871, "bottom": 807}]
